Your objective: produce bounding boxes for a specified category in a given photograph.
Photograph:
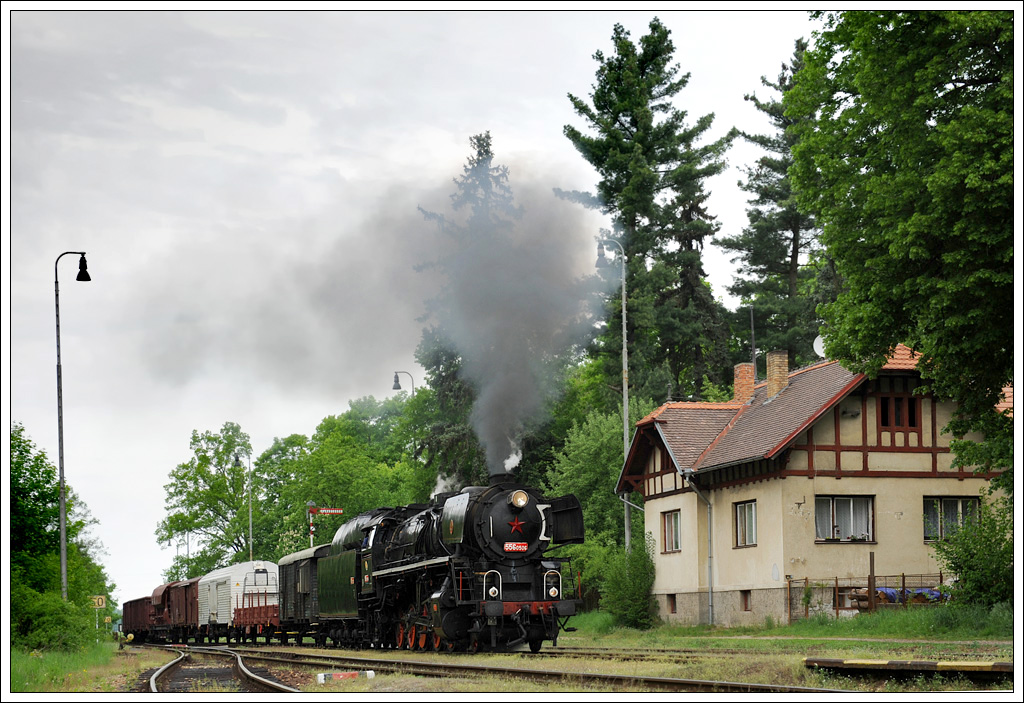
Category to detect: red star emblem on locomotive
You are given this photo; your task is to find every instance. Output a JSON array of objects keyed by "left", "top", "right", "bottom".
[{"left": 508, "top": 516, "right": 525, "bottom": 534}]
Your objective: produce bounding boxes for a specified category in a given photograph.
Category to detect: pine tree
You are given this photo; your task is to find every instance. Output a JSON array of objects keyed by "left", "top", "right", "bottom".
[
  {"left": 715, "top": 39, "right": 821, "bottom": 371},
  {"left": 563, "top": 17, "right": 736, "bottom": 402}
]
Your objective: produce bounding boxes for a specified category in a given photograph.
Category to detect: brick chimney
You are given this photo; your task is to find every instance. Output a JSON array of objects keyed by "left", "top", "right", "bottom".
[
  {"left": 767, "top": 350, "right": 789, "bottom": 398},
  {"left": 733, "top": 362, "right": 755, "bottom": 403}
]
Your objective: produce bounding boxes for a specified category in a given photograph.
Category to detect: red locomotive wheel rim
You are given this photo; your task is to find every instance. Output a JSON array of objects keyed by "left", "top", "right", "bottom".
[
  {"left": 407, "top": 624, "right": 416, "bottom": 650},
  {"left": 418, "top": 630, "right": 428, "bottom": 650},
  {"left": 395, "top": 623, "right": 405, "bottom": 648},
  {"left": 432, "top": 632, "right": 442, "bottom": 651}
]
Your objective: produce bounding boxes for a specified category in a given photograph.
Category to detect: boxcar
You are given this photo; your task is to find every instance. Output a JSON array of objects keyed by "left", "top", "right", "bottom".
[
  {"left": 121, "top": 594, "right": 156, "bottom": 642},
  {"left": 197, "top": 560, "right": 279, "bottom": 643},
  {"left": 166, "top": 576, "right": 201, "bottom": 643}
]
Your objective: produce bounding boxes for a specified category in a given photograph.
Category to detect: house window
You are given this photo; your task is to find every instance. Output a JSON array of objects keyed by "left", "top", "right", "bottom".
[
  {"left": 735, "top": 500, "right": 756, "bottom": 547},
  {"left": 815, "top": 495, "right": 874, "bottom": 541},
  {"left": 924, "top": 497, "right": 979, "bottom": 541},
  {"left": 667, "top": 593, "right": 677, "bottom": 614},
  {"left": 878, "top": 395, "right": 920, "bottom": 430},
  {"left": 662, "top": 510, "right": 681, "bottom": 553},
  {"left": 741, "top": 590, "right": 752, "bottom": 612}
]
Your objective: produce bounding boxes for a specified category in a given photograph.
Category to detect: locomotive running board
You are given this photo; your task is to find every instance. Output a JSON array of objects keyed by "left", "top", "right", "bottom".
[{"left": 371, "top": 556, "right": 451, "bottom": 578}]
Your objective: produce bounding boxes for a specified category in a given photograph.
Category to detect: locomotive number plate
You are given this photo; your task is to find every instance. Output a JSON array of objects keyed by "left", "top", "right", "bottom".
[{"left": 504, "top": 542, "right": 528, "bottom": 552}]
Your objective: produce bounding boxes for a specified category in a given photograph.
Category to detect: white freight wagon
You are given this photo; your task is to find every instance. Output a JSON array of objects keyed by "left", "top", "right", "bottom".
[{"left": 197, "top": 560, "right": 279, "bottom": 642}]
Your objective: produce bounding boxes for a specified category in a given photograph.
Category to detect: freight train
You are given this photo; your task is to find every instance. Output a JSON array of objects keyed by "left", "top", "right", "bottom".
[{"left": 122, "top": 477, "right": 584, "bottom": 652}]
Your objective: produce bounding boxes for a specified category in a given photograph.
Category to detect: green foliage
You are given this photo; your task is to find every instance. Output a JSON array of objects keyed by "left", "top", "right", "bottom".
[
  {"left": 929, "top": 494, "right": 1013, "bottom": 608},
  {"left": 601, "top": 533, "right": 657, "bottom": 629},
  {"left": 564, "top": 17, "right": 737, "bottom": 402},
  {"left": 412, "top": 329, "right": 488, "bottom": 487},
  {"left": 10, "top": 576, "right": 95, "bottom": 652},
  {"left": 787, "top": 10, "right": 1013, "bottom": 475},
  {"left": 10, "top": 423, "right": 117, "bottom": 647},
  {"left": 9, "top": 641, "right": 120, "bottom": 692},
  {"left": 547, "top": 398, "right": 656, "bottom": 546},
  {"left": 156, "top": 421, "right": 256, "bottom": 577},
  {"left": 10, "top": 423, "right": 63, "bottom": 566},
  {"left": 270, "top": 410, "right": 435, "bottom": 560}
]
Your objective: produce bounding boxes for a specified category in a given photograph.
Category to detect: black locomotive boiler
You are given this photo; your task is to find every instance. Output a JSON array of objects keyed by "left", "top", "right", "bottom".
[{"left": 278, "top": 476, "right": 585, "bottom": 652}]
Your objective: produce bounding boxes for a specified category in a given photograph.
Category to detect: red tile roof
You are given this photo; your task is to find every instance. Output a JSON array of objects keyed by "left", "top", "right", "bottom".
[
  {"left": 633, "top": 360, "right": 861, "bottom": 477},
  {"left": 619, "top": 345, "right": 1013, "bottom": 491},
  {"left": 996, "top": 386, "right": 1013, "bottom": 416},
  {"left": 881, "top": 343, "right": 921, "bottom": 370}
]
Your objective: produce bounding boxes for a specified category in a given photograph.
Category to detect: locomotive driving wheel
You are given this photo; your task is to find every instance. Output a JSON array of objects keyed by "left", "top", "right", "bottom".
[{"left": 395, "top": 622, "right": 406, "bottom": 649}]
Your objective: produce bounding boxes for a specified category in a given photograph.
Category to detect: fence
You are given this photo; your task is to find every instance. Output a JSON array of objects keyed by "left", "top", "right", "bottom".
[{"left": 786, "top": 572, "right": 951, "bottom": 623}]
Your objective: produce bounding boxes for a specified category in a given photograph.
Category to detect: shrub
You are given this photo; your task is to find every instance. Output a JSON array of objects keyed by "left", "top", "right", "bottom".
[
  {"left": 600, "top": 533, "right": 657, "bottom": 629},
  {"left": 929, "top": 494, "right": 1012, "bottom": 608},
  {"left": 11, "top": 588, "right": 94, "bottom": 652}
]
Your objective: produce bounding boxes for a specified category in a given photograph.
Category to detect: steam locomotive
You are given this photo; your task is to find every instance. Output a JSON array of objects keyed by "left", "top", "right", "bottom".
[{"left": 123, "top": 477, "right": 585, "bottom": 653}]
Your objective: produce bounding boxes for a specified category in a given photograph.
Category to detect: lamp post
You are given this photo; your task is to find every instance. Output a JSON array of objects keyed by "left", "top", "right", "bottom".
[
  {"left": 234, "top": 453, "right": 253, "bottom": 561},
  {"left": 54, "top": 251, "right": 91, "bottom": 600},
  {"left": 596, "top": 239, "right": 631, "bottom": 552},
  {"left": 392, "top": 371, "right": 415, "bottom": 393}
]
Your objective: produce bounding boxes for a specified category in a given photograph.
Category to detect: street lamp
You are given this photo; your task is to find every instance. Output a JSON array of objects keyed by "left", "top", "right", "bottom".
[
  {"left": 235, "top": 453, "right": 253, "bottom": 561},
  {"left": 596, "top": 239, "right": 631, "bottom": 552},
  {"left": 54, "top": 251, "right": 91, "bottom": 600},
  {"left": 392, "top": 371, "right": 416, "bottom": 393}
]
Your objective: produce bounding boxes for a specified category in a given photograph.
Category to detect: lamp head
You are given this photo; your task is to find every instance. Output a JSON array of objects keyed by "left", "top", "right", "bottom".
[
  {"left": 76, "top": 254, "right": 91, "bottom": 282},
  {"left": 595, "top": 241, "right": 607, "bottom": 268},
  {"left": 392, "top": 373, "right": 402, "bottom": 391}
]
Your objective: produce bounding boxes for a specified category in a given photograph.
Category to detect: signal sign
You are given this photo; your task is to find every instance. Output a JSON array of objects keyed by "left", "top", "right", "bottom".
[{"left": 309, "top": 507, "right": 344, "bottom": 515}]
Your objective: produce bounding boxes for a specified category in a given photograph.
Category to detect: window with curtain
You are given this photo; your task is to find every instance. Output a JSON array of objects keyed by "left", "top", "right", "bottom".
[
  {"left": 735, "top": 500, "right": 756, "bottom": 547},
  {"left": 924, "top": 497, "right": 979, "bottom": 541},
  {"left": 815, "top": 495, "right": 874, "bottom": 541},
  {"left": 662, "top": 510, "right": 681, "bottom": 552}
]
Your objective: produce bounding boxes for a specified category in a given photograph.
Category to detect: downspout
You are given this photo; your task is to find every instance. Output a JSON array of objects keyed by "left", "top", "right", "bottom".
[{"left": 684, "top": 469, "right": 713, "bottom": 626}]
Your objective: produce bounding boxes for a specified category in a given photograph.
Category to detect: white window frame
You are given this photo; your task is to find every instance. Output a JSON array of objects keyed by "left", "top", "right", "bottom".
[
  {"left": 924, "top": 497, "right": 979, "bottom": 541},
  {"left": 662, "top": 510, "right": 681, "bottom": 553},
  {"left": 735, "top": 500, "right": 757, "bottom": 547},
  {"left": 815, "top": 495, "right": 874, "bottom": 542}
]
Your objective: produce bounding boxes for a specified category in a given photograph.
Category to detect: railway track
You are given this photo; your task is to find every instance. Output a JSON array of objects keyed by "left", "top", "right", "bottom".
[
  {"left": 147, "top": 647, "right": 300, "bottom": 693},
  {"left": 221, "top": 647, "right": 853, "bottom": 693},
  {"left": 141, "top": 643, "right": 1011, "bottom": 692}
]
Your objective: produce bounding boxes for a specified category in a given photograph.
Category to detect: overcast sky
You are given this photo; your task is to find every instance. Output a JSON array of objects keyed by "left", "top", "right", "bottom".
[{"left": 5, "top": 8, "right": 827, "bottom": 609}]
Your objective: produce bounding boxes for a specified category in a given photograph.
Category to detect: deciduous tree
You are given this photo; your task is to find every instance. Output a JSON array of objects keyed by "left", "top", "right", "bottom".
[
  {"left": 10, "top": 423, "right": 115, "bottom": 650},
  {"left": 156, "top": 421, "right": 256, "bottom": 576},
  {"left": 787, "top": 11, "right": 1013, "bottom": 484}
]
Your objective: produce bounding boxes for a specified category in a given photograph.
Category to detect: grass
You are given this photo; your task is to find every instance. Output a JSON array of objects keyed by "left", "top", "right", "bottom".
[
  {"left": 9, "top": 604, "right": 1013, "bottom": 693},
  {"left": 568, "top": 601, "right": 1013, "bottom": 648},
  {"left": 9, "top": 641, "right": 174, "bottom": 693}
]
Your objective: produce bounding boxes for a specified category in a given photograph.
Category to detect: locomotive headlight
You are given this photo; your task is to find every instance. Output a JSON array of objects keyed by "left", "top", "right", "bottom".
[
  {"left": 548, "top": 586, "right": 559, "bottom": 598},
  {"left": 508, "top": 490, "right": 530, "bottom": 510},
  {"left": 488, "top": 586, "right": 499, "bottom": 598}
]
